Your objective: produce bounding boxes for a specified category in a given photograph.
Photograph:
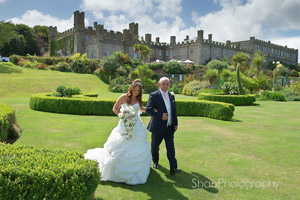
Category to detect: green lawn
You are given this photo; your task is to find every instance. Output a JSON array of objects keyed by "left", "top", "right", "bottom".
[{"left": 1, "top": 63, "right": 300, "bottom": 199}]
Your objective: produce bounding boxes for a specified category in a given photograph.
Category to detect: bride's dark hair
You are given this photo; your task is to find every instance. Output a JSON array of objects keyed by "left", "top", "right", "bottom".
[{"left": 127, "top": 79, "right": 143, "bottom": 107}]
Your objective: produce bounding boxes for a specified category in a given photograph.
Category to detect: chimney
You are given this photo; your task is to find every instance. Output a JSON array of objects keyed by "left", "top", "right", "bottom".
[
  {"left": 208, "top": 34, "right": 212, "bottom": 43},
  {"left": 197, "top": 30, "right": 203, "bottom": 41},
  {"left": 226, "top": 40, "right": 231, "bottom": 46},
  {"left": 170, "top": 36, "right": 176, "bottom": 44},
  {"left": 145, "top": 33, "right": 152, "bottom": 44},
  {"left": 156, "top": 37, "right": 160, "bottom": 43}
]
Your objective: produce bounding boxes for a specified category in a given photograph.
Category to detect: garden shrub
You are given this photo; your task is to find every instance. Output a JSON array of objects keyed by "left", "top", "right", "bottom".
[
  {"left": 0, "top": 143, "right": 100, "bottom": 200},
  {"left": 54, "top": 62, "right": 72, "bottom": 72},
  {"left": 277, "top": 88, "right": 300, "bottom": 101},
  {"left": 207, "top": 60, "right": 228, "bottom": 71},
  {"left": 182, "top": 81, "right": 208, "bottom": 96},
  {"left": 260, "top": 91, "right": 286, "bottom": 101},
  {"left": 0, "top": 103, "right": 21, "bottom": 142},
  {"left": 198, "top": 93, "right": 256, "bottom": 106},
  {"left": 222, "top": 82, "right": 239, "bottom": 95},
  {"left": 163, "top": 61, "right": 183, "bottom": 74},
  {"left": 290, "top": 81, "right": 300, "bottom": 94},
  {"left": 148, "top": 63, "right": 165, "bottom": 71},
  {"left": 29, "top": 93, "right": 234, "bottom": 120},
  {"left": 109, "top": 76, "right": 130, "bottom": 93},
  {"left": 51, "top": 86, "right": 81, "bottom": 97}
]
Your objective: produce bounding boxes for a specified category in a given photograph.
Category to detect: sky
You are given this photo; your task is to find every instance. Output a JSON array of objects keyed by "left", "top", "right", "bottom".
[{"left": 0, "top": 0, "right": 299, "bottom": 61}]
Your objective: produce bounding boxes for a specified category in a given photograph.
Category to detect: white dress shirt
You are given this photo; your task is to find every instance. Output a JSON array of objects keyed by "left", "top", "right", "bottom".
[{"left": 160, "top": 89, "right": 172, "bottom": 126}]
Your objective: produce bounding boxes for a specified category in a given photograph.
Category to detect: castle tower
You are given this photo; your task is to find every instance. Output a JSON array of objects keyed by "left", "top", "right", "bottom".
[
  {"left": 49, "top": 26, "right": 57, "bottom": 42},
  {"left": 74, "top": 11, "right": 85, "bottom": 54},
  {"left": 197, "top": 30, "right": 204, "bottom": 42},
  {"left": 129, "top": 22, "right": 138, "bottom": 42},
  {"left": 145, "top": 33, "right": 152, "bottom": 45}
]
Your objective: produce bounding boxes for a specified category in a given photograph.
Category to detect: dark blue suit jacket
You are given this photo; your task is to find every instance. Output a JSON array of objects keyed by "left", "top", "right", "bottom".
[{"left": 146, "top": 90, "right": 178, "bottom": 133}]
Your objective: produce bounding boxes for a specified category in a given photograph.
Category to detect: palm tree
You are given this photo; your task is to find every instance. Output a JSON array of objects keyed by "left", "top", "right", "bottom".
[
  {"left": 272, "top": 61, "right": 283, "bottom": 90},
  {"left": 133, "top": 43, "right": 151, "bottom": 64},
  {"left": 231, "top": 52, "right": 251, "bottom": 72},
  {"left": 253, "top": 50, "right": 265, "bottom": 77}
]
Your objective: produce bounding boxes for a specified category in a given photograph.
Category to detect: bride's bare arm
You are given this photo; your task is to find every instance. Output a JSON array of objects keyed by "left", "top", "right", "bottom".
[
  {"left": 140, "top": 106, "right": 157, "bottom": 113},
  {"left": 112, "top": 94, "right": 127, "bottom": 115},
  {"left": 140, "top": 106, "right": 146, "bottom": 113}
]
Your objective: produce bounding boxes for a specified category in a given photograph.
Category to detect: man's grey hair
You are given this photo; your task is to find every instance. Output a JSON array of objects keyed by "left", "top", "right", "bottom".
[{"left": 159, "top": 77, "right": 170, "bottom": 84}]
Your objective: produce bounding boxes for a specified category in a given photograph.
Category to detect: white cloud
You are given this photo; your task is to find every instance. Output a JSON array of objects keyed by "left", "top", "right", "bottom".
[
  {"left": 193, "top": 0, "right": 300, "bottom": 60},
  {"left": 0, "top": 0, "right": 5, "bottom": 4},
  {"left": 80, "top": 0, "right": 186, "bottom": 43},
  {"left": 9, "top": 10, "right": 89, "bottom": 32}
]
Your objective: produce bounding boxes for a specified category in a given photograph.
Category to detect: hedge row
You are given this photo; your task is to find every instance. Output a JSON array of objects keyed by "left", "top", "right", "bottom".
[
  {"left": 198, "top": 93, "right": 256, "bottom": 106},
  {"left": 0, "top": 103, "right": 20, "bottom": 142},
  {"left": 0, "top": 143, "right": 100, "bottom": 200},
  {"left": 30, "top": 93, "right": 235, "bottom": 120}
]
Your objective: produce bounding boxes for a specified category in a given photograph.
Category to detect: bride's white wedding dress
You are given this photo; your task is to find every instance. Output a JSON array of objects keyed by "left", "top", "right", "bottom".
[{"left": 84, "top": 103, "right": 152, "bottom": 185}]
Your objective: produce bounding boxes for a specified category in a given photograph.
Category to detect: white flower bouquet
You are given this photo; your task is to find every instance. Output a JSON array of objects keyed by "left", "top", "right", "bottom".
[{"left": 118, "top": 104, "right": 137, "bottom": 139}]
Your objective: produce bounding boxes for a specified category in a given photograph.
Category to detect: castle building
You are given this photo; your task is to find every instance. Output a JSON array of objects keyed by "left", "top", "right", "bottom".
[{"left": 49, "top": 11, "right": 298, "bottom": 66}]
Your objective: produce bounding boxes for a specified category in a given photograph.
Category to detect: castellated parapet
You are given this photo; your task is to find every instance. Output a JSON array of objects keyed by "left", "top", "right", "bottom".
[{"left": 49, "top": 10, "right": 298, "bottom": 65}]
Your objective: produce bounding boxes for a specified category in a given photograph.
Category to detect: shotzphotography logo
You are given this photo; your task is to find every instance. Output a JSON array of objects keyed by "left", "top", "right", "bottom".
[{"left": 191, "top": 178, "right": 280, "bottom": 190}]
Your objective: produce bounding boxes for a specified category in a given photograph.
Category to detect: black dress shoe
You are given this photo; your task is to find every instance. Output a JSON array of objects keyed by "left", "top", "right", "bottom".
[
  {"left": 153, "top": 163, "right": 159, "bottom": 169},
  {"left": 170, "top": 168, "right": 182, "bottom": 175}
]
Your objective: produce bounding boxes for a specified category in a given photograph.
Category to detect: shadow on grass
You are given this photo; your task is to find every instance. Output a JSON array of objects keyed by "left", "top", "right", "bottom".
[
  {"left": 98, "top": 166, "right": 218, "bottom": 199},
  {"left": 230, "top": 118, "right": 242, "bottom": 122},
  {"left": 247, "top": 103, "right": 261, "bottom": 106},
  {"left": 159, "top": 165, "right": 219, "bottom": 194}
]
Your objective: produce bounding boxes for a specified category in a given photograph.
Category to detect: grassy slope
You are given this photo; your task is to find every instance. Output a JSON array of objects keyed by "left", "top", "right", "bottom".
[{"left": 1, "top": 63, "right": 300, "bottom": 199}]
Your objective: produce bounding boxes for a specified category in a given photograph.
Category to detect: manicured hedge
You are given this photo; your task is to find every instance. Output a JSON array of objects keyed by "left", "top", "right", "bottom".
[
  {"left": 198, "top": 93, "right": 256, "bottom": 106},
  {"left": 0, "top": 143, "right": 100, "bottom": 200},
  {"left": 0, "top": 103, "right": 20, "bottom": 142},
  {"left": 30, "top": 93, "right": 235, "bottom": 120}
]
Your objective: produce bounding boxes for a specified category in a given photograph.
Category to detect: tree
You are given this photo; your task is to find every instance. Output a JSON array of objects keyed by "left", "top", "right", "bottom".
[
  {"left": 133, "top": 43, "right": 151, "bottom": 64},
  {"left": 231, "top": 52, "right": 251, "bottom": 72},
  {"left": 252, "top": 50, "right": 265, "bottom": 77},
  {"left": 0, "top": 21, "right": 16, "bottom": 48},
  {"left": 15, "top": 24, "right": 39, "bottom": 55},
  {"left": 207, "top": 59, "right": 228, "bottom": 71},
  {"left": 33, "top": 25, "right": 49, "bottom": 42},
  {"left": 204, "top": 69, "right": 219, "bottom": 85},
  {"left": 0, "top": 34, "right": 26, "bottom": 56}
]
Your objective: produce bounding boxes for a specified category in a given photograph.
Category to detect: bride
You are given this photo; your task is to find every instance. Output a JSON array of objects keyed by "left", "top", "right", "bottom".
[{"left": 84, "top": 79, "right": 152, "bottom": 185}]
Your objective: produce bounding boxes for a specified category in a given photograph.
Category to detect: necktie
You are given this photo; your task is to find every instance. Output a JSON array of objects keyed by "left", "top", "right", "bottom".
[{"left": 164, "top": 92, "right": 169, "bottom": 104}]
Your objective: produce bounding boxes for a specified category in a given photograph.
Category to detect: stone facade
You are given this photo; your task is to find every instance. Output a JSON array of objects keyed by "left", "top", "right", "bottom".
[{"left": 49, "top": 11, "right": 298, "bottom": 66}]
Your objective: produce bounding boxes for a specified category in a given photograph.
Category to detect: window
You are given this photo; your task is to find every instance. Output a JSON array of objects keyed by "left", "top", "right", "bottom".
[
  {"left": 173, "top": 50, "right": 177, "bottom": 57},
  {"left": 133, "top": 53, "right": 137, "bottom": 58},
  {"left": 85, "top": 36, "right": 88, "bottom": 42},
  {"left": 92, "top": 49, "right": 96, "bottom": 59},
  {"left": 104, "top": 50, "right": 109, "bottom": 56},
  {"left": 217, "top": 49, "right": 220, "bottom": 57},
  {"left": 179, "top": 49, "right": 182, "bottom": 56},
  {"left": 223, "top": 49, "right": 226, "bottom": 57},
  {"left": 159, "top": 49, "right": 162, "bottom": 57},
  {"left": 190, "top": 47, "right": 193, "bottom": 54},
  {"left": 271, "top": 48, "right": 274, "bottom": 54},
  {"left": 203, "top": 47, "right": 207, "bottom": 55},
  {"left": 166, "top": 50, "right": 169, "bottom": 57},
  {"left": 211, "top": 48, "right": 214, "bottom": 56}
]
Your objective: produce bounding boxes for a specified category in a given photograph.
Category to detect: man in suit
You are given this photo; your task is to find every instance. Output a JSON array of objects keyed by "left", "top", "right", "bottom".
[{"left": 146, "top": 77, "right": 182, "bottom": 175}]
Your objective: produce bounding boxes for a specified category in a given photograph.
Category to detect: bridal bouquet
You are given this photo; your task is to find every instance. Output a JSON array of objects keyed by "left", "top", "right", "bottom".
[{"left": 118, "top": 104, "right": 136, "bottom": 139}]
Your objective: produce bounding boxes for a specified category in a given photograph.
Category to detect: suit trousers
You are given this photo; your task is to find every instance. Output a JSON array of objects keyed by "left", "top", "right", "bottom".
[{"left": 151, "top": 125, "right": 178, "bottom": 169}]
